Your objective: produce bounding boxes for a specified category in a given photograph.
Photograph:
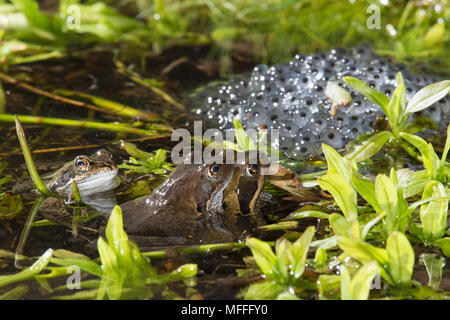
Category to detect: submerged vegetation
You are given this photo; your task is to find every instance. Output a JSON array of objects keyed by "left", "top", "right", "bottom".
[{"left": 0, "top": 0, "right": 448, "bottom": 300}]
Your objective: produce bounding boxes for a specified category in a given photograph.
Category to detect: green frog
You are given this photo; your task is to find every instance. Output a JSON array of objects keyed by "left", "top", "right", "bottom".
[{"left": 121, "top": 152, "right": 266, "bottom": 246}]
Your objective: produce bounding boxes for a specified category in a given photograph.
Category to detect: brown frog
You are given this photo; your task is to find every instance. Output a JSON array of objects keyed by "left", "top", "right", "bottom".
[{"left": 121, "top": 152, "right": 266, "bottom": 246}]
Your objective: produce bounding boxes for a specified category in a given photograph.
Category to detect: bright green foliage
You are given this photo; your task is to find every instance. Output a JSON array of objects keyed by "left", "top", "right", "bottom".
[
  {"left": 244, "top": 226, "right": 315, "bottom": 299},
  {"left": 338, "top": 232, "right": 414, "bottom": 287},
  {"left": 420, "top": 181, "right": 448, "bottom": 242},
  {"left": 344, "top": 75, "right": 449, "bottom": 163},
  {"left": 340, "top": 261, "right": 379, "bottom": 300},
  {"left": 118, "top": 142, "right": 173, "bottom": 176}
]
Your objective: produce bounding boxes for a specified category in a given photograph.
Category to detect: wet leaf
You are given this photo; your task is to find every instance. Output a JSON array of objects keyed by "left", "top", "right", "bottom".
[
  {"left": 243, "top": 281, "right": 286, "bottom": 300},
  {"left": 290, "top": 226, "right": 315, "bottom": 279},
  {"left": 323, "top": 143, "right": 350, "bottom": 181},
  {"left": 340, "top": 262, "right": 378, "bottom": 300},
  {"left": 420, "top": 181, "right": 448, "bottom": 242},
  {"left": 343, "top": 77, "right": 390, "bottom": 118},
  {"left": 405, "top": 80, "right": 450, "bottom": 114},
  {"left": 424, "top": 22, "right": 445, "bottom": 46},
  {"left": 329, "top": 213, "right": 351, "bottom": 238},
  {"left": 436, "top": 238, "right": 450, "bottom": 258},
  {"left": 386, "top": 232, "right": 414, "bottom": 286},
  {"left": 345, "top": 131, "right": 392, "bottom": 162},
  {"left": 246, "top": 238, "right": 278, "bottom": 280},
  {"left": 318, "top": 173, "right": 358, "bottom": 222},
  {"left": 400, "top": 132, "right": 440, "bottom": 179},
  {"left": 375, "top": 174, "right": 399, "bottom": 233}
]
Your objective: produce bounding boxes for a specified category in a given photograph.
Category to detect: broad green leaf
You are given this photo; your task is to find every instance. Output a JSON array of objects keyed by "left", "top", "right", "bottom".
[
  {"left": 388, "top": 73, "right": 406, "bottom": 131},
  {"left": 375, "top": 174, "right": 398, "bottom": 233},
  {"left": 246, "top": 237, "right": 278, "bottom": 280},
  {"left": 345, "top": 131, "right": 392, "bottom": 162},
  {"left": 244, "top": 281, "right": 286, "bottom": 300},
  {"left": 311, "top": 236, "right": 338, "bottom": 250},
  {"left": 337, "top": 236, "right": 392, "bottom": 285},
  {"left": 342, "top": 261, "right": 379, "bottom": 300},
  {"left": 405, "top": 80, "right": 450, "bottom": 114},
  {"left": 351, "top": 173, "right": 381, "bottom": 214},
  {"left": 386, "top": 232, "right": 414, "bottom": 286},
  {"left": 337, "top": 236, "right": 389, "bottom": 266},
  {"left": 290, "top": 226, "right": 315, "bottom": 279},
  {"left": 344, "top": 76, "right": 390, "bottom": 117},
  {"left": 318, "top": 173, "right": 358, "bottom": 222},
  {"left": 105, "top": 205, "right": 132, "bottom": 268},
  {"left": 323, "top": 143, "right": 350, "bottom": 181},
  {"left": 315, "top": 248, "right": 328, "bottom": 268},
  {"left": 318, "top": 274, "right": 340, "bottom": 300},
  {"left": 400, "top": 132, "right": 439, "bottom": 179},
  {"left": 420, "top": 181, "right": 448, "bottom": 242},
  {"left": 329, "top": 213, "right": 351, "bottom": 238},
  {"left": 275, "top": 238, "right": 290, "bottom": 282},
  {"left": 97, "top": 237, "right": 118, "bottom": 276},
  {"left": 436, "top": 238, "right": 450, "bottom": 258},
  {"left": 339, "top": 265, "right": 352, "bottom": 300}
]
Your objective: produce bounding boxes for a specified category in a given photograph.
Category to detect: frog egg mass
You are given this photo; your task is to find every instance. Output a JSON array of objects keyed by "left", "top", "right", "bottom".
[{"left": 193, "top": 47, "right": 449, "bottom": 160}]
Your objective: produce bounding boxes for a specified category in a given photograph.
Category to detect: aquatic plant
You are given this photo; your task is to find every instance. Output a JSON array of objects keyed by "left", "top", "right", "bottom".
[
  {"left": 0, "top": 205, "right": 198, "bottom": 300},
  {"left": 243, "top": 226, "right": 315, "bottom": 300}
]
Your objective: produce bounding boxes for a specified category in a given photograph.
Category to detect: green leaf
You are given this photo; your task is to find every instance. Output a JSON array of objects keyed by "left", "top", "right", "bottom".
[
  {"left": 405, "top": 80, "right": 450, "bottom": 114},
  {"left": 436, "top": 238, "right": 450, "bottom": 258},
  {"left": 282, "top": 210, "right": 329, "bottom": 221},
  {"left": 329, "top": 213, "right": 351, "bottom": 238},
  {"left": 345, "top": 131, "right": 392, "bottom": 162},
  {"left": 315, "top": 248, "right": 328, "bottom": 268},
  {"left": 344, "top": 261, "right": 379, "bottom": 300},
  {"left": 337, "top": 236, "right": 389, "bottom": 266},
  {"left": 400, "top": 132, "right": 440, "bottom": 179},
  {"left": 290, "top": 226, "right": 315, "bottom": 279},
  {"left": 420, "top": 181, "right": 448, "bottom": 242},
  {"left": 246, "top": 237, "right": 278, "bottom": 280},
  {"left": 233, "top": 117, "right": 256, "bottom": 151},
  {"left": 318, "top": 173, "right": 358, "bottom": 222},
  {"left": 105, "top": 205, "right": 132, "bottom": 269},
  {"left": 323, "top": 143, "right": 350, "bottom": 181},
  {"left": 339, "top": 265, "right": 352, "bottom": 300},
  {"left": 318, "top": 274, "right": 340, "bottom": 300},
  {"left": 388, "top": 73, "right": 406, "bottom": 132},
  {"left": 275, "top": 238, "right": 290, "bottom": 282},
  {"left": 421, "top": 253, "right": 442, "bottom": 289},
  {"left": 343, "top": 76, "right": 390, "bottom": 117},
  {"left": 243, "top": 281, "right": 286, "bottom": 300},
  {"left": 375, "top": 174, "right": 399, "bottom": 233},
  {"left": 351, "top": 173, "right": 381, "bottom": 214},
  {"left": 386, "top": 232, "right": 414, "bottom": 286}
]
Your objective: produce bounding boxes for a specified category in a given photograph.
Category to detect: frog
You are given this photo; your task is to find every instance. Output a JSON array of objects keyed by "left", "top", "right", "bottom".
[
  {"left": 15, "top": 149, "right": 120, "bottom": 214},
  {"left": 121, "top": 151, "right": 267, "bottom": 247},
  {"left": 15, "top": 149, "right": 119, "bottom": 196}
]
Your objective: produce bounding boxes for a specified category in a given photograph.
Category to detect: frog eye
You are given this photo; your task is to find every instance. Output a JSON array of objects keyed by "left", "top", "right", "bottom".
[
  {"left": 74, "top": 157, "right": 89, "bottom": 171},
  {"left": 247, "top": 164, "right": 259, "bottom": 175},
  {"left": 208, "top": 164, "right": 221, "bottom": 178}
]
